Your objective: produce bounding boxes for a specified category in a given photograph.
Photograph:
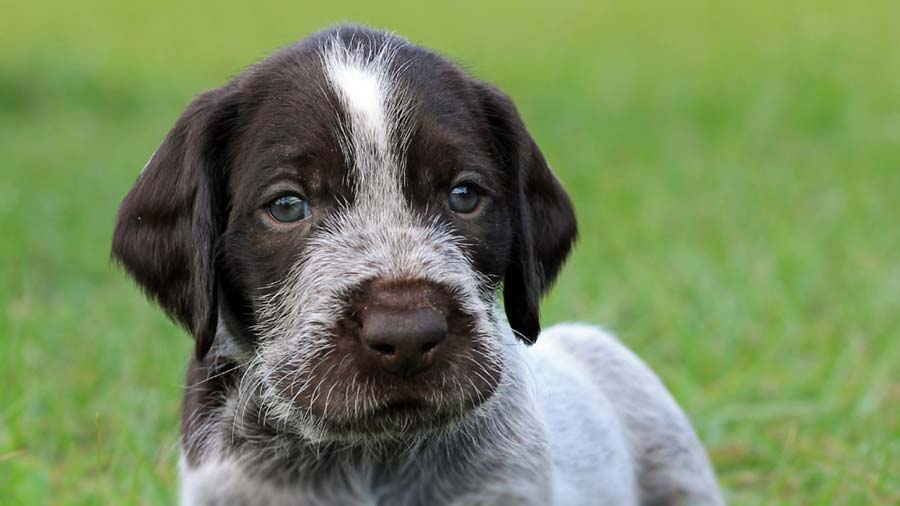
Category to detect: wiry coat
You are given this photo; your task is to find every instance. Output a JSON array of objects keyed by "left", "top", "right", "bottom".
[{"left": 112, "top": 25, "right": 723, "bottom": 505}]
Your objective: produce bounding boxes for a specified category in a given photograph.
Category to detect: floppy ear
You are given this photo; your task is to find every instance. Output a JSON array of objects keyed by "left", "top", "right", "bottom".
[
  {"left": 474, "top": 81, "right": 577, "bottom": 344},
  {"left": 111, "top": 88, "right": 235, "bottom": 360}
]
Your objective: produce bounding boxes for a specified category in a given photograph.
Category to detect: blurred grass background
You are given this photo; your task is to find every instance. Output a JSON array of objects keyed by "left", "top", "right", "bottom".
[{"left": 1, "top": 0, "right": 898, "bottom": 504}]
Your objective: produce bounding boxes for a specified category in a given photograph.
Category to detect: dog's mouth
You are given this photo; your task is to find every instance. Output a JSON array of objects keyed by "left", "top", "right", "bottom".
[
  {"left": 306, "top": 396, "right": 457, "bottom": 439},
  {"left": 266, "top": 306, "right": 504, "bottom": 439},
  {"left": 370, "top": 399, "right": 427, "bottom": 419},
  {"left": 269, "top": 347, "right": 501, "bottom": 433},
  {"left": 306, "top": 374, "right": 498, "bottom": 439}
]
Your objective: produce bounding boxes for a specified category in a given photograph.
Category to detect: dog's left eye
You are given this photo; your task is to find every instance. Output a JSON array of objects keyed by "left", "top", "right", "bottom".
[
  {"left": 268, "top": 194, "right": 310, "bottom": 223},
  {"left": 449, "top": 184, "right": 480, "bottom": 214}
]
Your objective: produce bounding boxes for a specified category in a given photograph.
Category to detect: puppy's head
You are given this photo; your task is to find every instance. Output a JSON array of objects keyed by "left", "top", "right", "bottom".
[{"left": 112, "top": 26, "right": 576, "bottom": 440}]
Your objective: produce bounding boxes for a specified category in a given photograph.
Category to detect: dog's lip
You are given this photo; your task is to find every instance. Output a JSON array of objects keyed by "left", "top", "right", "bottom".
[{"left": 369, "top": 398, "right": 428, "bottom": 418}]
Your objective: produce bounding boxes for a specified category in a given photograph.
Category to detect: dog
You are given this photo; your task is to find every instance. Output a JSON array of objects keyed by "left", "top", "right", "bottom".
[{"left": 112, "top": 25, "right": 723, "bottom": 505}]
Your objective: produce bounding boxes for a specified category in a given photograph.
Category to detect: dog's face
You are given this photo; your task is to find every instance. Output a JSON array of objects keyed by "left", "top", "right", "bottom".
[{"left": 112, "top": 27, "right": 576, "bottom": 441}]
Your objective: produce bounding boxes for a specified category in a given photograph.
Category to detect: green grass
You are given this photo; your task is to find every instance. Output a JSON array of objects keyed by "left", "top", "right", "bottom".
[{"left": 1, "top": 1, "right": 898, "bottom": 504}]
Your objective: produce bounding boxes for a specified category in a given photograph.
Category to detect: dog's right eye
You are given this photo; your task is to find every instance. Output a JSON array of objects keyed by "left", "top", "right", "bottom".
[
  {"left": 268, "top": 194, "right": 310, "bottom": 223},
  {"left": 449, "top": 183, "right": 480, "bottom": 214}
]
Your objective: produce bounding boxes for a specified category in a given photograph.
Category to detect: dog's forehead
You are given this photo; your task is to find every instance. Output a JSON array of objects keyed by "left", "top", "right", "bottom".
[{"left": 231, "top": 31, "right": 488, "bottom": 204}]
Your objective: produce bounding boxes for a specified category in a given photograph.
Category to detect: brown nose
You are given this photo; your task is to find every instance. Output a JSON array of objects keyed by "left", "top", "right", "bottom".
[{"left": 360, "top": 306, "right": 448, "bottom": 377}]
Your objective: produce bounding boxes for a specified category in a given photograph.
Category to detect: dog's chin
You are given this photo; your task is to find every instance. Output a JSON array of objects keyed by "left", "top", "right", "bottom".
[
  {"left": 304, "top": 388, "right": 497, "bottom": 443},
  {"left": 325, "top": 402, "right": 457, "bottom": 440}
]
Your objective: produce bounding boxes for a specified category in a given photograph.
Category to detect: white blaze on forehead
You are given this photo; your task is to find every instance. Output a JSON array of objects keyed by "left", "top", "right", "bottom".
[
  {"left": 328, "top": 64, "right": 387, "bottom": 142},
  {"left": 320, "top": 35, "right": 413, "bottom": 207}
]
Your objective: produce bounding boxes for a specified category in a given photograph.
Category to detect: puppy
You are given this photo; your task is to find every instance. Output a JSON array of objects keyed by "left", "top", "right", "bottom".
[{"left": 112, "top": 25, "right": 723, "bottom": 505}]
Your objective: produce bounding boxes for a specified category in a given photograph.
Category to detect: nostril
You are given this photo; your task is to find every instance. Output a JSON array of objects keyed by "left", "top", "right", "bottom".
[
  {"left": 369, "top": 342, "right": 396, "bottom": 356},
  {"left": 420, "top": 340, "right": 439, "bottom": 354}
]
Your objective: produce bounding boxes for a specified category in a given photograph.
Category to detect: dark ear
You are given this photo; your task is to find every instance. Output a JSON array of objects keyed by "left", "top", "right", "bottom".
[
  {"left": 474, "top": 81, "right": 577, "bottom": 344},
  {"left": 111, "top": 88, "right": 235, "bottom": 360}
]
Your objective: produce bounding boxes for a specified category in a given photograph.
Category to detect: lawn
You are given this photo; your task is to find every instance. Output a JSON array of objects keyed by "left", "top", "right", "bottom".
[{"left": 1, "top": 1, "right": 898, "bottom": 504}]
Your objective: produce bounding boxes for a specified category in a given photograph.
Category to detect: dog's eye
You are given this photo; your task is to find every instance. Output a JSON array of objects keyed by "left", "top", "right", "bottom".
[
  {"left": 449, "top": 184, "right": 479, "bottom": 214},
  {"left": 268, "top": 194, "right": 310, "bottom": 223}
]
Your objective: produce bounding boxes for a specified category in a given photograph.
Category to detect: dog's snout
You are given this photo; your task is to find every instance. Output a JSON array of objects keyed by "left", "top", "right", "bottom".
[{"left": 361, "top": 306, "right": 448, "bottom": 377}]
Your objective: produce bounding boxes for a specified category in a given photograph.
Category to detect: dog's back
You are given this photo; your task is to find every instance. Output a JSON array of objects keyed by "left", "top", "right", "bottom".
[{"left": 530, "top": 324, "right": 723, "bottom": 505}]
